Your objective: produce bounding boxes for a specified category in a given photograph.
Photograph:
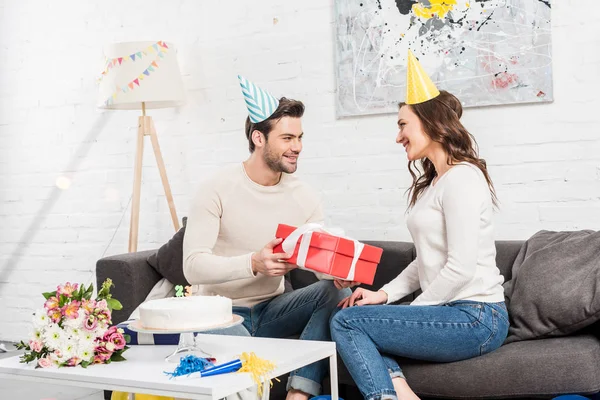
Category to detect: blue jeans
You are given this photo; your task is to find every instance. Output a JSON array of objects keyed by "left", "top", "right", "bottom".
[
  {"left": 206, "top": 280, "right": 350, "bottom": 397},
  {"left": 330, "top": 301, "right": 509, "bottom": 400}
]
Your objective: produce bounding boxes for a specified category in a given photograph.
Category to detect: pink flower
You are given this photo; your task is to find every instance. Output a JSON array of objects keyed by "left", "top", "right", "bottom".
[
  {"left": 29, "top": 340, "right": 44, "bottom": 353},
  {"left": 103, "top": 326, "right": 126, "bottom": 351},
  {"left": 103, "top": 325, "right": 118, "bottom": 337},
  {"left": 96, "top": 309, "right": 112, "bottom": 324},
  {"left": 48, "top": 309, "right": 62, "bottom": 323},
  {"left": 83, "top": 315, "right": 98, "bottom": 331},
  {"left": 96, "top": 299, "right": 108, "bottom": 311},
  {"left": 66, "top": 357, "right": 82, "bottom": 367},
  {"left": 38, "top": 357, "right": 52, "bottom": 368},
  {"left": 61, "top": 300, "right": 80, "bottom": 319},
  {"left": 94, "top": 344, "right": 112, "bottom": 362},
  {"left": 44, "top": 296, "right": 59, "bottom": 311},
  {"left": 112, "top": 334, "right": 126, "bottom": 350},
  {"left": 93, "top": 355, "right": 105, "bottom": 364},
  {"left": 57, "top": 282, "right": 78, "bottom": 297},
  {"left": 81, "top": 299, "right": 96, "bottom": 313}
]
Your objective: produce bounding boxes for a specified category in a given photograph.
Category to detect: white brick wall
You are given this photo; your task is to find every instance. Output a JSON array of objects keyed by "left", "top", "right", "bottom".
[{"left": 0, "top": 0, "right": 599, "bottom": 341}]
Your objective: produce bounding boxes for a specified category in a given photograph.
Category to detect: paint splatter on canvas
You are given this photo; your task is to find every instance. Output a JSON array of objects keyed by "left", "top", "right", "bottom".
[{"left": 334, "top": 0, "right": 553, "bottom": 117}]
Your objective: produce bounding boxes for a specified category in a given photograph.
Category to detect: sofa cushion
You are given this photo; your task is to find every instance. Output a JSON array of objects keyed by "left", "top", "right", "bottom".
[
  {"left": 503, "top": 230, "right": 600, "bottom": 343},
  {"left": 337, "top": 334, "right": 600, "bottom": 398},
  {"left": 494, "top": 240, "right": 523, "bottom": 281},
  {"left": 147, "top": 217, "right": 190, "bottom": 287}
]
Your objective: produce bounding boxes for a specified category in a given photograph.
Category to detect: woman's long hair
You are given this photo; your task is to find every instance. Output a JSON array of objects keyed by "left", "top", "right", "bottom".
[{"left": 400, "top": 90, "right": 498, "bottom": 209}]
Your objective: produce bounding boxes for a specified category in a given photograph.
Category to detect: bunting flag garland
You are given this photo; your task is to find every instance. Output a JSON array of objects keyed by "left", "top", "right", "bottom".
[
  {"left": 97, "top": 41, "right": 169, "bottom": 83},
  {"left": 100, "top": 41, "right": 171, "bottom": 107}
]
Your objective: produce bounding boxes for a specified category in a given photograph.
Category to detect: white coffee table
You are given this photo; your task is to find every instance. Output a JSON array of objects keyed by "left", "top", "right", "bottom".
[{"left": 0, "top": 334, "right": 339, "bottom": 400}]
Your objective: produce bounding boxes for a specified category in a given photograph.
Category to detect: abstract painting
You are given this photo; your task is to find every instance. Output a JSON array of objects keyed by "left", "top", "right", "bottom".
[{"left": 334, "top": 0, "right": 553, "bottom": 117}]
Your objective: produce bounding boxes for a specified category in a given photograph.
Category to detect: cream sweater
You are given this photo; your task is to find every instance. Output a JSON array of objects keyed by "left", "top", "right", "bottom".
[
  {"left": 182, "top": 163, "right": 323, "bottom": 307},
  {"left": 380, "top": 163, "right": 505, "bottom": 306}
]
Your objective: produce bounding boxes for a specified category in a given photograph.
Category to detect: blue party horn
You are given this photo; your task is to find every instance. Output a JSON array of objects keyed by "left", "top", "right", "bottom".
[{"left": 199, "top": 359, "right": 242, "bottom": 377}]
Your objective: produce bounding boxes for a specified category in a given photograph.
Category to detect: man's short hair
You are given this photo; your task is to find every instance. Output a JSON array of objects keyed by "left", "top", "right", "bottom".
[{"left": 244, "top": 97, "right": 305, "bottom": 153}]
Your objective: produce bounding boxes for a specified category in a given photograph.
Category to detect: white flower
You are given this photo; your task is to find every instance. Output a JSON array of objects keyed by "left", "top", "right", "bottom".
[
  {"left": 44, "top": 324, "right": 64, "bottom": 351},
  {"left": 77, "top": 332, "right": 96, "bottom": 352},
  {"left": 81, "top": 331, "right": 96, "bottom": 344},
  {"left": 49, "top": 349, "right": 67, "bottom": 366},
  {"left": 66, "top": 326, "right": 83, "bottom": 340},
  {"left": 33, "top": 309, "right": 50, "bottom": 329},
  {"left": 94, "top": 325, "right": 108, "bottom": 339},
  {"left": 76, "top": 341, "right": 95, "bottom": 362},
  {"left": 105, "top": 342, "right": 115, "bottom": 352},
  {"left": 63, "top": 312, "right": 86, "bottom": 329},
  {"left": 61, "top": 339, "right": 77, "bottom": 360},
  {"left": 30, "top": 328, "right": 43, "bottom": 342}
]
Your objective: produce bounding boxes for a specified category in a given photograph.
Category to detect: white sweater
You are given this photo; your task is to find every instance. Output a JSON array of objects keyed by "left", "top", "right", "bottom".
[
  {"left": 182, "top": 163, "right": 323, "bottom": 307},
  {"left": 380, "top": 163, "right": 505, "bottom": 306}
]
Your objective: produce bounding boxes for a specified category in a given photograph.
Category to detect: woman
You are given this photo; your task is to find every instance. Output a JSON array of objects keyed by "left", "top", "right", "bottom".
[{"left": 330, "top": 52, "right": 509, "bottom": 400}]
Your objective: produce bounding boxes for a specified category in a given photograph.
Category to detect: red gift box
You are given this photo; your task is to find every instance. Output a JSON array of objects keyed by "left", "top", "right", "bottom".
[{"left": 273, "top": 224, "right": 383, "bottom": 285}]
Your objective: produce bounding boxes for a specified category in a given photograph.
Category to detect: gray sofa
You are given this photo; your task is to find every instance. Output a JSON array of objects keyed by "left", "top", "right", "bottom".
[{"left": 97, "top": 241, "right": 600, "bottom": 399}]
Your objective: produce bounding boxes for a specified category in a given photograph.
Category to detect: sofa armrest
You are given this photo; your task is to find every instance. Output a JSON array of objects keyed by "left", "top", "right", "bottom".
[{"left": 96, "top": 250, "right": 161, "bottom": 324}]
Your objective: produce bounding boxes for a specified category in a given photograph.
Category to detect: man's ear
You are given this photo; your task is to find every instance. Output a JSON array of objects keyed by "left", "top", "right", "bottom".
[{"left": 252, "top": 130, "right": 266, "bottom": 149}]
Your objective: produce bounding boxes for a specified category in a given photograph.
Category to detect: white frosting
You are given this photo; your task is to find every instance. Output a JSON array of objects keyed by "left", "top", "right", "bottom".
[{"left": 139, "top": 296, "right": 233, "bottom": 330}]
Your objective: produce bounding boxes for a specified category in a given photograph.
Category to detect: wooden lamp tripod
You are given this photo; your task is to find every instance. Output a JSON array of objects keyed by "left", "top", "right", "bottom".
[
  {"left": 129, "top": 102, "right": 180, "bottom": 252},
  {"left": 97, "top": 41, "right": 185, "bottom": 252}
]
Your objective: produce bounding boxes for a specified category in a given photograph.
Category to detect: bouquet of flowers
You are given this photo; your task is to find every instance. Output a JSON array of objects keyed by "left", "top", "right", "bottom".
[{"left": 16, "top": 278, "right": 130, "bottom": 368}]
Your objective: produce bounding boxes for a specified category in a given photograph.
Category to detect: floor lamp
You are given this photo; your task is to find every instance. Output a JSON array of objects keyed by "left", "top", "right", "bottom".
[{"left": 97, "top": 41, "right": 185, "bottom": 252}]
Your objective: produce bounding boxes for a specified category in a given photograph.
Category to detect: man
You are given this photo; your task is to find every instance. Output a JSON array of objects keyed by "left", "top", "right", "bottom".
[{"left": 183, "top": 76, "right": 349, "bottom": 400}]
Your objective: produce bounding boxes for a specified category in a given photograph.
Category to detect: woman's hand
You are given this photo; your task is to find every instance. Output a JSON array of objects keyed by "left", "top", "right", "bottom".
[
  {"left": 333, "top": 279, "right": 360, "bottom": 290},
  {"left": 337, "top": 288, "right": 388, "bottom": 309}
]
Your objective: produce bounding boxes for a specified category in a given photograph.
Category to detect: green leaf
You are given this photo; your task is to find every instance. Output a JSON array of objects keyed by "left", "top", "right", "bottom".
[
  {"left": 124, "top": 334, "right": 131, "bottom": 344},
  {"left": 19, "top": 352, "right": 37, "bottom": 364},
  {"left": 84, "top": 283, "right": 94, "bottom": 300},
  {"left": 81, "top": 361, "right": 91, "bottom": 368},
  {"left": 111, "top": 353, "right": 126, "bottom": 362},
  {"left": 42, "top": 291, "right": 56, "bottom": 300},
  {"left": 73, "top": 284, "right": 85, "bottom": 301},
  {"left": 106, "top": 298, "right": 122, "bottom": 312},
  {"left": 16, "top": 341, "right": 29, "bottom": 350}
]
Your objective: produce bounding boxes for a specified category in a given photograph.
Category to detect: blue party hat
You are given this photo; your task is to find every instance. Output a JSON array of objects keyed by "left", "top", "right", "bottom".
[{"left": 238, "top": 75, "right": 280, "bottom": 123}]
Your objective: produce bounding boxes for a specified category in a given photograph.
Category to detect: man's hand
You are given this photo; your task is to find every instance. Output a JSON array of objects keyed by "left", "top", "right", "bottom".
[
  {"left": 333, "top": 279, "right": 360, "bottom": 290},
  {"left": 251, "top": 238, "right": 296, "bottom": 277},
  {"left": 337, "top": 288, "right": 388, "bottom": 309}
]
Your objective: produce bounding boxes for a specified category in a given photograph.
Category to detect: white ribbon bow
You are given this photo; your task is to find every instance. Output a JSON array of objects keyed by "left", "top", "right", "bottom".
[{"left": 281, "top": 223, "right": 365, "bottom": 281}]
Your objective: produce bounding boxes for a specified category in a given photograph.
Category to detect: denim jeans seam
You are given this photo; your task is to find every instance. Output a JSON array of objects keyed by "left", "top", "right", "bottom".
[
  {"left": 463, "top": 304, "right": 483, "bottom": 325},
  {"left": 493, "top": 307, "right": 510, "bottom": 326},
  {"left": 254, "top": 299, "right": 318, "bottom": 333},
  {"left": 346, "top": 326, "right": 378, "bottom": 393},
  {"left": 480, "top": 310, "right": 498, "bottom": 355},
  {"left": 346, "top": 317, "right": 478, "bottom": 329}
]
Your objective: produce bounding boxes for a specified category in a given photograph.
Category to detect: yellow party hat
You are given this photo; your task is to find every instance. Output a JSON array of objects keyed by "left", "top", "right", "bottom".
[{"left": 406, "top": 50, "right": 440, "bottom": 105}]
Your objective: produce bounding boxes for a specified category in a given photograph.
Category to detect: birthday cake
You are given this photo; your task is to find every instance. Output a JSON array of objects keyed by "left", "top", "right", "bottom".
[{"left": 139, "top": 295, "right": 233, "bottom": 330}]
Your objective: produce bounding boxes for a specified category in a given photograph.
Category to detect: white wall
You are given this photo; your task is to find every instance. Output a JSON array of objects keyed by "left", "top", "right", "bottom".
[{"left": 1, "top": 0, "right": 599, "bottom": 341}]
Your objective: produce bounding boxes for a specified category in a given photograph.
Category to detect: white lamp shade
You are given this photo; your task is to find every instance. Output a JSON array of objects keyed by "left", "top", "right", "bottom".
[{"left": 97, "top": 41, "right": 185, "bottom": 110}]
